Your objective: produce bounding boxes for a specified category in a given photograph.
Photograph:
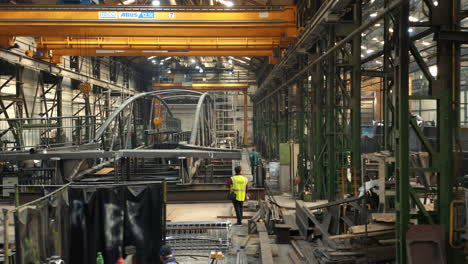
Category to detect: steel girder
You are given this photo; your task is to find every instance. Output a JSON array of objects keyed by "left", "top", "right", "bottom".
[
  {"left": 0, "top": 61, "right": 28, "bottom": 148},
  {"left": 253, "top": 0, "right": 464, "bottom": 262}
]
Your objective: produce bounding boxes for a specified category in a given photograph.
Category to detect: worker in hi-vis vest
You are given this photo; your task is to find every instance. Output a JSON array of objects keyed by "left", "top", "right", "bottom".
[{"left": 227, "top": 166, "right": 249, "bottom": 225}]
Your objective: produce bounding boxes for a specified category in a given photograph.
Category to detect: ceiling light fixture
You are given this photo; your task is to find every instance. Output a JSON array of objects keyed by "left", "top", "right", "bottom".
[
  {"left": 408, "top": 16, "right": 419, "bottom": 22},
  {"left": 152, "top": 0, "right": 160, "bottom": 5},
  {"left": 224, "top": 1, "right": 234, "bottom": 7},
  {"left": 121, "top": 0, "right": 136, "bottom": 4},
  {"left": 429, "top": 65, "right": 438, "bottom": 77},
  {"left": 370, "top": 12, "right": 378, "bottom": 17},
  {"left": 228, "top": 59, "right": 233, "bottom": 64},
  {"left": 191, "top": 59, "right": 196, "bottom": 63},
  {"left": 422, "top": 41, "right": 431, "bottom": 46}
]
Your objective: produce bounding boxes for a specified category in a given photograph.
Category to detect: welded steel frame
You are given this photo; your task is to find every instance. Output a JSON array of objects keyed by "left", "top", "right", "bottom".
[
  {"left": 391, "top": 0, "right": 463, "bottom": 263},
  {"left": 254, "top": 0, "right": 464, "bottom": 262},
  {"left": 0, "top": 60, "right": 28, "bottom": 147},
  {"left": 253, "top": 0, "right": 362, "bottom": 201}
]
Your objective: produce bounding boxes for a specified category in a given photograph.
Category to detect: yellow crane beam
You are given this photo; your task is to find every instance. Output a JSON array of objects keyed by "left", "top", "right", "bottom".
[
  {"left": 153, "top": 82, "right": 249, "bottom": 92},
  {"left": 0, "top": 5, "right": 298, "bottom": 38},
  {"left": 49, "top": 49, "right": 275, "bottom": 57},
  {"left": 36, "top": 36, "right": 293, "bottom": 50}
]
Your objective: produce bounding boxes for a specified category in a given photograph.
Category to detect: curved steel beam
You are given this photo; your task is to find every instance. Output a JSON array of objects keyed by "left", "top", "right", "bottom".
[
  {"left": 189, "top": 92, "right": 213, "bottom": 145},
  {"left": 94, "top": 91, "right": 173, "bottom": 141}
]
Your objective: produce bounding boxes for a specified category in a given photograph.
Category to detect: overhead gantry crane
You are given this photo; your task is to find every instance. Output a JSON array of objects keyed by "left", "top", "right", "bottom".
[{"left": 0, "top": 4, "right": 298, "bottom": 62}]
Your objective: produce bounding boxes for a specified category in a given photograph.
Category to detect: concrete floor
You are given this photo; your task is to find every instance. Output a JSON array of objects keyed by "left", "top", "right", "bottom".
[{"left": 170, "top": 149, "right": 325, "bottom": 263}]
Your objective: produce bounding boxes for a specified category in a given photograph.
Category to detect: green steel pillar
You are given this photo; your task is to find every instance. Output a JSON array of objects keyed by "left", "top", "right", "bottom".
[
  {"left": 311, "top": 52, "right": 325, "bottom": 199},
  {"left": 434, "top": 0, "right": 461, "bottom": 262},
  {"left": 297, "top": 80, "right": 307, "bottom": 193},
  {"left": 326, "top": 26, "right": 337, "bottom": 201},
  {"left": 395, "top": 1, "right": 410, "bottom": 263},
  {"left": 350, "top": 2, "right": 362, "bottom": 193}
]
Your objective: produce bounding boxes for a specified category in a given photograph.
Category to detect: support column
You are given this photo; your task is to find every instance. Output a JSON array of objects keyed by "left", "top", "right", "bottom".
[
  {"left": 326, "top": 26, "right": 337, "bottom": 201},
  {"left": 243, "top": 90, "right": 249, "bottom": 146},
  {"left": 350, "top": 2, "right": 362, "bottom": 192},
  {"left": 395, "top": 1, "right": 410, "bottom": 263}
]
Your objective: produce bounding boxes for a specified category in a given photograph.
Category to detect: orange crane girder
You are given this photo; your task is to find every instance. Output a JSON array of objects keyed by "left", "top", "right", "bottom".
[
  {"left": 50, "top": 49, "right": 274, "bottom": 57},
  {"left": 36, "top": 36, "right": 294, "bottom": 50},
  {"left": 0, "top": 5, "right": 298, "bottom": 38},
  {"left": 153, "top": 83, "right": 249, "bottom": 92}
]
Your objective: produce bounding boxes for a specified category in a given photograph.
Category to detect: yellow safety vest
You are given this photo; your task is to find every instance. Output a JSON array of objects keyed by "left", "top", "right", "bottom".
[{"left": 231, "top": 175, "right": 248, "bottom": 201}]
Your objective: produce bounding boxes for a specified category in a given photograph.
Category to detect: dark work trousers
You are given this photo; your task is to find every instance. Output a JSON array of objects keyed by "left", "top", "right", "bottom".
[{"left": 232, "top": 200, "right": 244, "bottom": 225}]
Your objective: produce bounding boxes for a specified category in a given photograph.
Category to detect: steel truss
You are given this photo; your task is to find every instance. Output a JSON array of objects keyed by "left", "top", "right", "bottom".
[{"left": 253, "top": 0, "right": 465, "bottom": 262}]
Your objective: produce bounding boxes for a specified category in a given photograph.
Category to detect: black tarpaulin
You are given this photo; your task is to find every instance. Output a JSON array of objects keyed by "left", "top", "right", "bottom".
[
  {"left": 68, "top": 185, "right": 165, "bottom": 264},
  {"left": 15, "top": 184, "right": 165, "bottom": 264}
]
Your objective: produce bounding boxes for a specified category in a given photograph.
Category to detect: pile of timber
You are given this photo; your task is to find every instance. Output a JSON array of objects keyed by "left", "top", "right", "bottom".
[{"left": 296, "top": 199, "right": 396, "bottom": 263}]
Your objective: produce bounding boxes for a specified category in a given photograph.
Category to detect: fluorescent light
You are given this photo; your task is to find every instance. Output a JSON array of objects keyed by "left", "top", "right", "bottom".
[
  {"left": 147, "top": 56, "right": 156, "bottom": 60},
  {"left": 375, "top": 60, "right": 383, "bottom": 64},
  {"left": 243, "top": 57, "right": 250, "bottom": 60},
  {"left": 199, "top": 68, "right": 204, "bottom": 73},
  {"left": 370, "top": 12, "right": 378, "bottom": 17},
  {"left": 422, "top": 41, "right": 430, "bottom": 46},
  {"left": 374, "top": 23, "right": 381, "bottom": 27},
  {"left": 122, "top": 0, "right": 136, "bottom": 4},
  {"left": 152, "top": 0, "right": 160, "bottom": 5},
  {"left": 366, "top": 49, "right": 374, "bottom": 54},
  {"left": 191, "top": 59, "right": 196, "bottom": 63},
  {"left": 228, "top": 59, "right": 233, "bottom": 64},
  {"left": 195, "top": 65, "right": 200, "bottom": 69},
  {"left": 142, "top": 50, "right": 168, "bottom": 53},
  {"left": 159, "top": 61, "right": 163, "bottom": 65},
  {"left": 429, "top": 65, "right": 437, "bottom": 77},
  {"left": 372, "top": 37, "right": 378, "bottom": 41},
  {"left": 151, "top": 59, "right": 156, "bottom": 64},
  {"left": 409, "top": 16, "right": 419, "bottom": 22},
  {"left": 224, "top": 1, "right": 234, "bottom": 7}
]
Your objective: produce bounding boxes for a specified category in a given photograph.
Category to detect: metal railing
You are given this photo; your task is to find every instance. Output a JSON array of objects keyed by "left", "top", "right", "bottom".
[{"left": 0, "top": 115, "right": 96, "bottom": 152}]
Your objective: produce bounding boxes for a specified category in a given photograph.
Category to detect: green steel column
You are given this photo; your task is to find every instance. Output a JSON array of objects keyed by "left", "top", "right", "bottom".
[
  {"left": 383, "top": 0, "right": 393, "bottom": 151},
  {"left": 350, "top": 2, "right": 362, "bottom": 192},
  {"left": 396, "top": 1, "right": 410, "bottom": 263},
  {"left": 326, "top": 26, "right": 337, "bottom": 201},
  {"left": 311, "top": 52, "right": 325, "bottom": 199},
  {"left": 297, "top": 80, "right": 307, "bottom": 193},
  {"left": 434, "top": 0, "right": 460, "bottom": 262}
]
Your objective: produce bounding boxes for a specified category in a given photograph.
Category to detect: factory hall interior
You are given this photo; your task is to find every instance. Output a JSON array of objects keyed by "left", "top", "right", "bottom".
[{"left": 0, "top": 0, "right": 467, "bottom": 263}]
